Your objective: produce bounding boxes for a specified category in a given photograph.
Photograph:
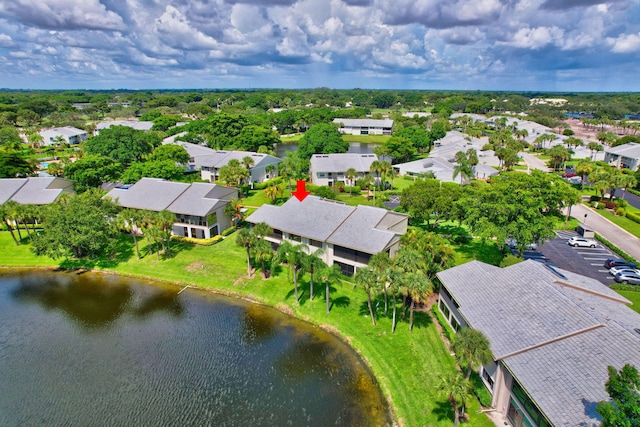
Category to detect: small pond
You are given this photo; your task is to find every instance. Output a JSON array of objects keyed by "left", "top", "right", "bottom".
[
  {"left": 275, "top": 142, "right": 379, "bottom": 158},
  {"left": 0, "top": 270, "right": 390, "bottom": 426}
]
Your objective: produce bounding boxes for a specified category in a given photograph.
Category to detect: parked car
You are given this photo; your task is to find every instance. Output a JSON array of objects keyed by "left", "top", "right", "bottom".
[
  {"left": 567, "top": 237, "right": 598, "bottom": 248},
  {"left": 609, "top": 266, "right": 640, "bottom": 276},
  {"left": 604, "top": 258, "right": 638, "bottom": 269},
  {"left": 507, "top": 239, "right": 538, "bottom": 250},
  {"left": 614, "top": 271, "right": 640, "bottom": 285}
]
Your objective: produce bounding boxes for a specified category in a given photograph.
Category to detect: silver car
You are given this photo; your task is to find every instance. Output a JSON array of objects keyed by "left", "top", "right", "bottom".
[
  {"left": 614, "top": 271, "right": 640, "bottom": 285},
  {"left": 567, "top": 237, "right": 598, "bottom": 248}
]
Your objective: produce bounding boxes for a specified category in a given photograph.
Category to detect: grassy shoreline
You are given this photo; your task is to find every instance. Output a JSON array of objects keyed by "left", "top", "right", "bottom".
[{"left": 0, "top": 231, "right": 492, "bottom": 427}]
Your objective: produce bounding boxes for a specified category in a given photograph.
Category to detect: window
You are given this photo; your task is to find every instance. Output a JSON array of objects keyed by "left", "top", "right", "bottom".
[
  {"left": 270, "top": 229, "right": 283, "bottom": 240},
  {"left": 510, "top": 379, "right": 552, "bottom": 427},
  {"left": 334, "top": 261, "right": 354, "bottom": 277},
  {"left": 451, "top": 317, "right": 459, "bottom": 331},
  {"left": 288, "top": 233, "right": 302, "bottom": 242},
  {"left": 439, "top": 299, "right": 450, "bottom": 319},
  {"left": 333, "top": 245, "right": 371, "bottom": 264},
  {"left": 310, "top": 239, "right": 323, "bottom": 248},
  {"left": 481, "top": 368, "right": 494, "bottom": 391}
]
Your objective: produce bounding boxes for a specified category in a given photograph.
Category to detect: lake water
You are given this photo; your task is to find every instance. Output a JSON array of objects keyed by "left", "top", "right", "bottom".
[
  {"left": 0, "top": 271, "right": 390, "bottom": 427},
  {"left": 275, "top": 142, "right": 378, "bottom": 158}
]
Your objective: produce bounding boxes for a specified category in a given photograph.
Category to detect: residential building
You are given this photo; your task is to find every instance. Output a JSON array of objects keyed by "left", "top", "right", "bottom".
[
  {"left": 604, "top": 142, "right": 640, "bottom": 171},
  {"left": 197, "top": 149, "right": 281, "bottom": 184},
  {"left": 309, "top": 153, "right": 378, "bottom": 186},
  {"left": 0, "top": 177, "right": 75, "bottom": 205},
  {"left": 246, "top": 196, "right": 408, "bottom": 276},
  {"left": 437, "top": 260, "right": 640, "bottom": 427},
  {"left": 393, "top": 157, "right": 458, "bottom": 183},
  {"left": 95, "top": 121, "right": 153, "bottom": 134},
  {"left": 332, "top": 118, "right": 394, "bottom": 136},
  {"left": 106, "top": 178, "right": 238, "bottom": 239},
  {"left": 39, "top": 126, "right": 88, "bottom": 146}
]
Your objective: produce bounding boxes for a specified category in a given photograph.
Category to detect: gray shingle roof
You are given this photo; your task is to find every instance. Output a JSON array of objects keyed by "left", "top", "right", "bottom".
[
  {"left": 437, "top": 259, "right": 640, "bottom": 427},
  {"left": 0, "top": 178, "right": 27, "bottom": 204},
  {"left": 106, "top": 178, "right": 189, "bottom": 211},
  {"left": 40, "top": 126, "right": 86, "bottom": 137},
  {"left": 310, "top": 153, "right": 378, "bottom": 173},
  {"left": 166, "top": 182, "right": 236, "bottom": 217},
  {"left": 105, "top": 178, "right": 236, "bottom": 216},
  {"left": 332, "top": 118, "right": 394, "bottom": 128},
  {"left": 246, "top": 196, "right": 407, "bottom": 253},
  {"left": 606, "top": 142, "right": 640, "bottom": 159},
  {"left": 175, "top": 143, "right": 281, "bottom": 170},
  {"left": 96, "top": 121, "right": 153, "bottom": 131},
  {"left": 1, "top": 177, "right": 74, "bottom": 205}
]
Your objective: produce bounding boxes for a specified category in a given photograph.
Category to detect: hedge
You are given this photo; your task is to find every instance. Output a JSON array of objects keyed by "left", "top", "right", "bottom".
[
  {"left": 221, "top": 227, "right": 236, "bottom": 237},
  {"left": 610, "top": 284, "right": 640, "bottom": 293},
  {"left": 171, "top": 235, "right": 223, "bottom": 246},
  {"left": 627, "top": 211, "right": 640, "bottom": 225}
]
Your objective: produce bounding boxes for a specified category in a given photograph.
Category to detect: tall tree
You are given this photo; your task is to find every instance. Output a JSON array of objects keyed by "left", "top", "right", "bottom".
[
  {"left": 302, "top": 250, "right": 324, "bottom": 302},
  {"left": 452, "top": 328, "right": 493, "bottom": 380},
  {"left": 354, "top": 267, "right": 379, "bottom": 326},
  {"left": 236, "top": 227, "right": 257, "bottom": 277},
  {"left": 437, "top": 372, "right": 472, "bottom": 427},
  {"left": 298, "top": 123, "right": 348, "bottom": 158},
  {"left": 85, "top": 125, "right": 160, "bottom": 166},
  {"left": 406, "top": 272, "right": 433, "bottom": 333},
  {"left": 276, "top": 241, "right": 305, "bottom": 303},
  {"left": 117, "top": 208, "right": 143, "bottom": 259},
  {"left": 369, "top": 251, "right": 393, "bottom": 315},
  {"left": 345, "top": 167, "right": 358, "bottom": 196},
  {"left": 320, "top": 263, "right": 341, "bottom": 314},
  {"left": 597, "top": 364, "right": 640, "bottom": 427}
]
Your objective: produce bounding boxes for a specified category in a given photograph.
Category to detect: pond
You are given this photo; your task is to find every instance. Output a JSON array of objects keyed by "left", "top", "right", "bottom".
[
  {"left": 0, "top": 270, "right": 390, "bottom": 427},
  {"left": 275, "top": 142, "right": 379, "bottom": 158}
]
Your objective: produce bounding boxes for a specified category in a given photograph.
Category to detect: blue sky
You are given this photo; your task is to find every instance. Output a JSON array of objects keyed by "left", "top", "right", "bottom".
[{"left": 0, "top": 0, "right": 639, "bottom": 91}]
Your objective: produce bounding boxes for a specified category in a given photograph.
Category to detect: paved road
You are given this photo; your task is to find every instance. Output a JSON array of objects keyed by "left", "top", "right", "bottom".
[
  {"left": 570, "top": 204, "right": 640, "bottom": 261},
  {"left": 618, "top": 189, "right": 640, "bottom": 210},
  {"left": 520, "top": 152, "right": 550, "bottom": 172}
]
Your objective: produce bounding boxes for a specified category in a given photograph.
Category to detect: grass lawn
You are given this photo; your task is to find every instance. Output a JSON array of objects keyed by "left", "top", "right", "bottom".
[
  {"left": 279, "top": 134, "right": 303, "bottom": 142},
  {"left": 0, "top": 231, "right": 493, "bottom": 427},
  {"left": 342, "top": 135, "right": 391, "bottom": 144},
  {"left": 616, "top": 290, "right": 640, "bottom": 314}
]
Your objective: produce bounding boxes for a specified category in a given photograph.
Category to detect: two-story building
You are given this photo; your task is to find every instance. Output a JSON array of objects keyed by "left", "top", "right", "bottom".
[
  {"left": 246, "top": 195, "right": 408, "bottom": 276},
  {"left": 437, "top": 260, "right": 640, "bottom": 427},
  {"left": 332, "top": 118, "right": 394, "bottom": 136},
  {"left": 0, "top": 177, "right": 75, "bottom": 205},
  {"left": 39, "top": 127, "right": 88, "bottom": 146},
  {"left": 604, "top": 142, "right": 640, "bottom": 171},
  {"left": 105, "top": 178, "right": 237, "bottom": 239},
  {"left": 309, "top": 153, "right": 378, "bottom": 186}
]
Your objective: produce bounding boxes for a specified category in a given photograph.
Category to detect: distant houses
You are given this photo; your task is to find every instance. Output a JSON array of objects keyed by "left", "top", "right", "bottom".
[
  {"left": 246, "top": 196, "right": 408, "bottom": 276},
  {"left": 604, "top": 142, "right": 640, "bottom": 171},
  {"left": 167, "top": 141, "right": 282, "bottom": 184},
  {"left": 0, "top": 177, "right": 75, "bottom": 205},
  {"left": 437, "top": 260, "right": 640, "bottom": 427},
  {"left": 39, "top": 127, "right": 88, "bottom": 146},
  {"left": 106, "top": 178, "right": 238, "bottom": 239},
  {"left": 95, "top": 121, "right": 153, "bottom": 135},
  {"left": 332, "top": 118, "right": 394, "bottom": 136},
  {"left": 309, "top": 153, "right": 378, "bottom": 186}
]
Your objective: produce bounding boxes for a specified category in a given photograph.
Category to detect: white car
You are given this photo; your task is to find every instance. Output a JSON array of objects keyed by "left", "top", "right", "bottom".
[
  {"left": 609, "top": 266, "right": 640, "bottom": 276},
  {"left": 567, "top": 237, "right": 598, "bottom": 248}
]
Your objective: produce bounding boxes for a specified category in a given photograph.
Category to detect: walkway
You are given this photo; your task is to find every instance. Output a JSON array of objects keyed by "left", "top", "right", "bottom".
[
  {"left": 570, "top": 203, "right": 640, "bottom": 262},
  {"left": 520, "top": 152, "right": 550, "bottom": 173}
]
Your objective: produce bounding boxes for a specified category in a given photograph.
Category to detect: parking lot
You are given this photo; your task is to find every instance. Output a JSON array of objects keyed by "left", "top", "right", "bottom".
[{"left": 514, "top": 230, "right": 617, "bottom": 285}]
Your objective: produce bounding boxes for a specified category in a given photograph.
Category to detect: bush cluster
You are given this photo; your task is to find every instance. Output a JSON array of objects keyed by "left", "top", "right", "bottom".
[
  {"left": 171, "top": 235, "right": 223, "bottom": 246},
  {"left": 253, "top": 176, "right": 283, "bottom": 190},
  {"left": 626, "top": 211, "right": 640, "bottom": 224},
  {"left": 221, "top": 227, "right": 236, "bottom": 237}
]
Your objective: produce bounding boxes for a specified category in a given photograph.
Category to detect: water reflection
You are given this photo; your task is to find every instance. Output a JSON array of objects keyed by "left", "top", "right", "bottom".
[
  {"left": 11, "top": 272, "right": 183, "bottom": 329},
  {"left": 0, "top": 271, "right": 390, "bottom": 426},
  {"left": 275, "top": 142, "right": 378, "bottom": 158}
]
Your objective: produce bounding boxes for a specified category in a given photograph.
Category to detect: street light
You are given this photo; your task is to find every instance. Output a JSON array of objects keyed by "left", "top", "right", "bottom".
[{"left": 584, "top": 213, "right": 588, "bottom": 225}]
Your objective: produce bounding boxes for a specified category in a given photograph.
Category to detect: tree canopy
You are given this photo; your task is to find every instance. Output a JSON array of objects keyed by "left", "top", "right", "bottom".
[
  {"left": 85, "top": 126, "right": 161, "bottom": 166},
  {"left": 298, "top": 123, "right": 348, "bottom": 158}
]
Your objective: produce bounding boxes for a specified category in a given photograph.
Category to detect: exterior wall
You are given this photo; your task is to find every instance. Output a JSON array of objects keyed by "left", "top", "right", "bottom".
[
  {"left": 337, "top": 126, "right": 392, "bottom": 136},
  {"left": 437, "top": 286, "right": 467, "bottom": 331},
  {"left": 604, "top": 152, "right": 640, "bottom": 171},
  {"left": 310, "top": 168, "right": 369, "bottom": 186},
  {"left": 250, "top": 158, "right": 281, "bottom": 184},
  {"left": 40, "top": 129, "right": 88, "bottom": 146},
  {"left": 491, "top": 363, "right": 514, "bottom": 420}
]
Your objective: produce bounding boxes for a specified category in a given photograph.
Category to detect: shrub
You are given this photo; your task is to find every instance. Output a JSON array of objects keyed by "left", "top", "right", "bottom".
[
  {"left": 627, "top": 211, "right": 640, "bottom": 224},
  {"left": 595, "top": 233, "right": 638, "bottom": 264},
  {"left": 610, "top": 283, "right": 640, "bottom": 293},
  {"left": 431, "top": 305, "right": 455, "bottom": 343},
  {"left": 171, "top": 235, "right": 223, "bottom": 246},
  {"left": 603, "top": 200, "right": 616, "bottom": 209},
  {"left": 614, "top": 199, "right": 628, "bottom": 208},
  {"left": 470, "top": 373, "right": 493, "bottom": 407},
  {"left": 222, "top": 227, "right": 236, "bottom": 237},
  {"left": 253, "top": 177, "right": 283, "bottom": 190},
  {"left": 500, "top": 254, "right": 523, "bottom": 267},
  {"left": 590, "top": 195, "right": 602, "bottom": 202},
  {"left": 310, "top": 185, "right": 337, "bottom": 200},
  {"left": 481, "top": 143, "right": 493, "bottom": 151},
  {"left": 615, "top": 207, "right": 626, "bottom": 217},
  {"left": 344, "top": 185, "right": 360, "bottom": 193}
]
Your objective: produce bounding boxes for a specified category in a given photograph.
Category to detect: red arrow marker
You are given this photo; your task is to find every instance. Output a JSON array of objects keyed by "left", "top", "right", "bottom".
[{"left": 291, "top": 180, "right": 311, "bottom": 201}]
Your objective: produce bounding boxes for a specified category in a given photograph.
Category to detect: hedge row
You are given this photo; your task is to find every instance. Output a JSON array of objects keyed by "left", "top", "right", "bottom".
[
  {"left": 171, "top": 235, "right": 223, "bottom": 246},
  {"left": 627, "top": 210, "right": 640, "bottom": 225}
]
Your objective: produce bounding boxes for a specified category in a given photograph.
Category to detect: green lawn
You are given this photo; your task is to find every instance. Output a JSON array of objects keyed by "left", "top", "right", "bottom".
[
  {"left": 342, "top": 135, "right": 391, "bottom": 144},
  {"left": 616, "top": 290, "right": 640, "bottom": 314},
  {"left": 0, "top": 231, "right": 493, "bottom": 427}
]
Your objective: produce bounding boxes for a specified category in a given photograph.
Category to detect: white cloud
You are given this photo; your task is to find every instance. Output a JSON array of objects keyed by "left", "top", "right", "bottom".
[
  {"left": 503, "top": 26, "right": 565, "bottom": 49},
  {"left": 607, "top": 32, "right": 640, "bottom": 53}
]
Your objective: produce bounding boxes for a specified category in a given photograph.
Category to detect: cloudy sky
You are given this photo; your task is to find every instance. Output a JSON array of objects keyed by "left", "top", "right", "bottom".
[{"left": 0, "top": 0, "right": 639, "bottom": 91}]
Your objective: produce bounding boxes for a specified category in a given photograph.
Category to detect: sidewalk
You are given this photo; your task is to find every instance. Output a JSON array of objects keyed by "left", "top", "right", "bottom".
[{"left": 570, "top": 203, "right": 640, "bottom": 262}]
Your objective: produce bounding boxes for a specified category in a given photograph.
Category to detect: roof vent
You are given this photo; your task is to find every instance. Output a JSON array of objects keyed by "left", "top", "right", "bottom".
[
  {"left": 423, "top": 162, "right": 433, "bottom": 168},
  {"left": 635, "top": 328, "right": 640, "bottom": 336}
]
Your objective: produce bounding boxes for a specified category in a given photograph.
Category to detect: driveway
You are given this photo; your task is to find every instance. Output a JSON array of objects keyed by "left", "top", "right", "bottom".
[
  {"left": 618, "top": 189, "right": 640, "bottom": 210},
  {"left": 520, "top": 152, "right": 550, "bottom": 172}
]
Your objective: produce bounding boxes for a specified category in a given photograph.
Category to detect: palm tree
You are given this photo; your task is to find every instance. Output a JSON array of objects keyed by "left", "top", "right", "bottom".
[
  {"left": 277, "top": 241, "right": 305, "bottom": 303},
  {"left": 118, "top": 209, "right": 143, "bottom": 259},
  {"left": 587, "top": 141, "right": 604, "bottom": 161},
  {"left": 575, "top": 160, "right": 594, "bottom": 190},
  {"left": 241, "top": 156, "right": 255, "bottom": 185},
  {"left": 252, "top": 239, "right": 274, "bottom": 278},
  {"left": 0, "top": 203, "right": 19, "bottom": 245},
  {"left": 320, "top": 263, "right": 341, "bottom": 314},
  {"left": 345, "top": 167, "right": 358, "bottom": 197},
  {"left": 369, "top": 252, "right": 392, "bottom": 315},
  {"left": 264, "top": 183, "right": 283, "bottom": 203},
  {"left": 379, "top": 160, "right": 392, "bottom": 190},
  {"left": 437, "top": 372, "right": 472, "bottom": 427},
  {"left": 407, "top": 272, "right": 432, "bottom": 333},
  {"left": 453, "top": 161, "right": 473, "bottom": 185},
  {"left": 2, "top": 201, "right": 22, "bottom": 241},
  {"left": 265, "top": 163, "right": 276, "bottom": 180},
  {"left": 236, "top": 227, "right": 257, "bottom": 277},
  {"left": 155, "top": 210, "right": 175, "bottom": 254},
  {"left": 14, "top": 203, "right": 35, "bottom": 241},
  {"left": 302, "top": 250, "right": 324, "bottom": 302},
  {"left": 369, "top": 160, "right": 383, "bottom": 196},
  {"left": 452, "top": 327, "right": 493, "bottom": 380},
  {"left": 354, "top": 267, "right": 379, "bottom": 326},
  {"left": 224, "top": 199, "right": 244, "bottom": 228}
]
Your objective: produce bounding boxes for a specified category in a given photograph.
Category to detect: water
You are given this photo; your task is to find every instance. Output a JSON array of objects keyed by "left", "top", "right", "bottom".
[
  {"left": 0, "top": 270, "right": 390, "bottom": 427},
  {"left": 275, "top": 142, "right": 378, "bottom": 158}
]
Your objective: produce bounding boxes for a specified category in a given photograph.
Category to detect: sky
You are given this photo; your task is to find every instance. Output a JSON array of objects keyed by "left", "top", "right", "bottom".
[{"left": 0, "top": 0, "right": 639, "bottom": 92}]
